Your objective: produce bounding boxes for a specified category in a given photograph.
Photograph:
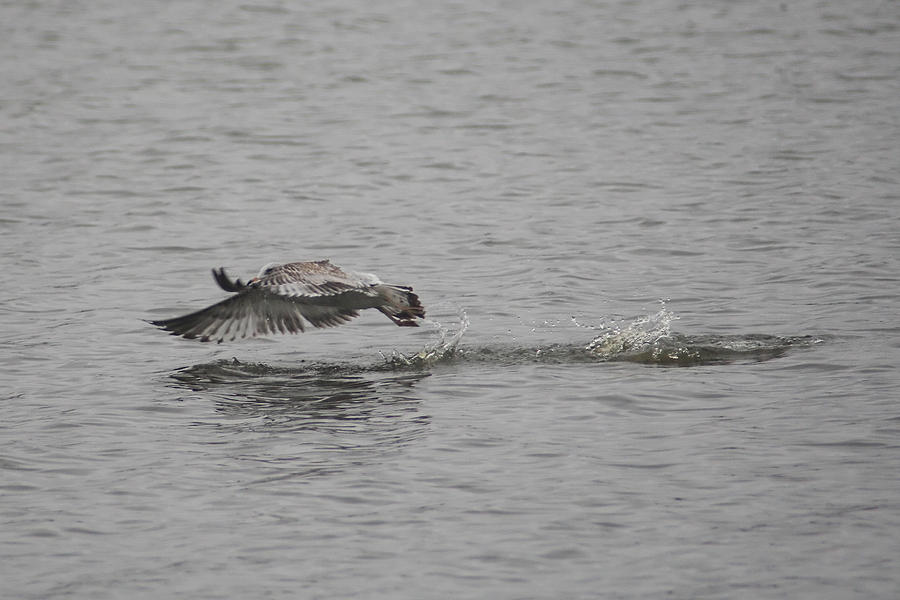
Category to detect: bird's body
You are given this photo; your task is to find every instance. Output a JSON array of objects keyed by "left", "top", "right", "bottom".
[{"left": 150, "top": 260, "right": 425, "bottom": 343}]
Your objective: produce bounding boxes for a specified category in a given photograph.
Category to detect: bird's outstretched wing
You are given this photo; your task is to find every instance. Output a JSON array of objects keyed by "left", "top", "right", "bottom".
[{"left": 150, "top": 267, "right": 375, "bottom": 343}]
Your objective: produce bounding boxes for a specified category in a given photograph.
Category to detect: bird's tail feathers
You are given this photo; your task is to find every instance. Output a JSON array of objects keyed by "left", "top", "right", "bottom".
[{"left": 377, "top": 285, "right": 425, "bottom": 327}]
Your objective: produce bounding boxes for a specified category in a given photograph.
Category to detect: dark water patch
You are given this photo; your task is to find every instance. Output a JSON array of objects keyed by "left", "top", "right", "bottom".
[
  {"left": 167, "top": 359, "right": 431, "bottom": 436},
  {"left": 169, "top": 358, "right": 430, "bottom": 398}
]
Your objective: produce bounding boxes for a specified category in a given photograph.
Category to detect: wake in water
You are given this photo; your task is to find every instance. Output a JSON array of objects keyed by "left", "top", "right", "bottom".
[
  {"left": 393, "top": 303, "right": 819, "bottom": 368},
  {"left": 372, "top": 303, "right": 819, "bottom": 369},
  {"left": 167, "top": 303, "right": 822, "bottom": 388}
]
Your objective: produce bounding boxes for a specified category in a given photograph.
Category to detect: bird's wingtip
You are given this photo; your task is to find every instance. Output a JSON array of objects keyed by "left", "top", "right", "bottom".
[{"left": 212, "top": 267, "right": 245, "bottom": 292}]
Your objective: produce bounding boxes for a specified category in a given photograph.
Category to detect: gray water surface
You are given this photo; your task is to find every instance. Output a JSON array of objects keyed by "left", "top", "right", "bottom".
[{"left": 2, "top": 1, "right": 900, "bottom": 598}]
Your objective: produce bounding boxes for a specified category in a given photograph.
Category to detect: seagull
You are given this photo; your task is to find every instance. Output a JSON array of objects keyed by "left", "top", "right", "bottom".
[{"left": 150, "top": 260, "right": 425, "bottom": 343}]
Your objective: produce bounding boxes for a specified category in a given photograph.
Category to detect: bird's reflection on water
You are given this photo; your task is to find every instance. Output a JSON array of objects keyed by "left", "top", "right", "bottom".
[{"left": 166, "top": 359, "right": 432, "bottom": 481}]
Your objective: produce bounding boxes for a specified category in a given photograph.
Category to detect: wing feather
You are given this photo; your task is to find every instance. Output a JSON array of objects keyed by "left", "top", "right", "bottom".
[
  {"left": 256, "top": 261, "right": 380, "bottom": 299},
  {"left": 150, "top": 287, "right": 368, "bottom": 343}
]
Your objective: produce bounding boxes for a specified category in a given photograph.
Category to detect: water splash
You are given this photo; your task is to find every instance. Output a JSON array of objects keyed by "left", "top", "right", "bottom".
[
  {"left": 585, "top": 306, "right": 677, "bottom": 359},
  {"left": 577, "top": 307, "right": 820, "bottom": 365},
  {"left": 384, "top": 302, "right": 469, "bottom": 368}
]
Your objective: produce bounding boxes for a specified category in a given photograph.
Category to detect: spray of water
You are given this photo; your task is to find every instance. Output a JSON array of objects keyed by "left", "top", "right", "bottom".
[
  {"left": 584, "top": 306, "right": 677, "bottom": 359},
  {"left": 385, "top": 302, "right": 469, "bottom": 367}
]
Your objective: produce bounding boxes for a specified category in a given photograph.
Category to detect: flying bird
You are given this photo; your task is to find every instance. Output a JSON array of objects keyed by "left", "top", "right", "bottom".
[{"left": 150, "top": 260, "right": 425, "bottom": 343}]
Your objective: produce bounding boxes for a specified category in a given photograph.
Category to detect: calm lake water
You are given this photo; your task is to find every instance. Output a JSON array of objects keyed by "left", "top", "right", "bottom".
[{"left": 2, "top": 0, "right": 900, "bottom": 598}]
